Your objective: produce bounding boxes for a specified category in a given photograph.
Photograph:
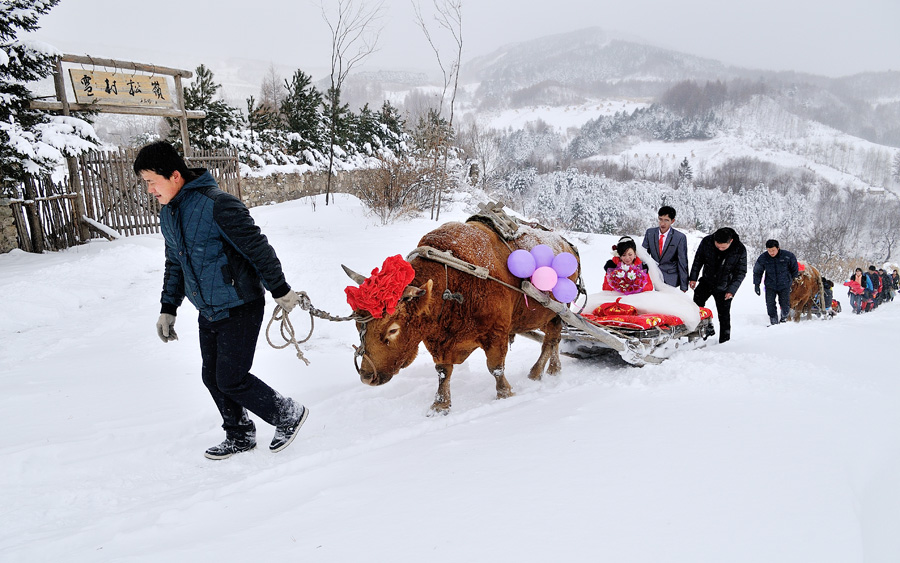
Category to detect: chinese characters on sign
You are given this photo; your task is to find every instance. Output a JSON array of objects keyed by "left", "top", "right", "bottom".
[{"left": 68, "top": 69, "right": 174, "bottom": 107}]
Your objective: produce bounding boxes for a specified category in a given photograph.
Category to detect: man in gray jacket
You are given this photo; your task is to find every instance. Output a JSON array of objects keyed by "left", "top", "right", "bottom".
[
  {"left": 752, "top": 239, "right": 799, "bottom": 325},
  {"left": 642, "top": 206, "right": 689, "bottom": 291}
]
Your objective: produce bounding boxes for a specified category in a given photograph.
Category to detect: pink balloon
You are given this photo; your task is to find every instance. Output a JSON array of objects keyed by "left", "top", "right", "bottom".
[
  {"left": 531, "top": 266, "right": 558, "bottom": 291},
  {"left": 552, "top": 277, "right": 578, "bottom": 303},
  {"left": 551, "top": 252, "right": 578, "bottom": 278},
  {"left": 530, "top": 245, "right": 555, "bottom": 268},
  {"left": 507, "top": 249, "right": 536, "bottom": 278}
]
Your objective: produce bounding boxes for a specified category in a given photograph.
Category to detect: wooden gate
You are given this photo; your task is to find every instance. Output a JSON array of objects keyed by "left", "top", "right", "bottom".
[{"left": 78, "top": 147, "right": 241, "bottom": 237}]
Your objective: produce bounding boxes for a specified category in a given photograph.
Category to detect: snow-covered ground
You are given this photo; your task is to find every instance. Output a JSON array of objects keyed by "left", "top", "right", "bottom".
[{"left": 2, "top": 194, "right": 900, "bottom": 562}]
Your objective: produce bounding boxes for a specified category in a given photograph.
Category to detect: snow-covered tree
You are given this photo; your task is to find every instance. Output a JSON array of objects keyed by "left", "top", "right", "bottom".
[
  {"left": 167, "top": 64, "right": 241, "bottom": 151},
  {"left": 280, "top": 69, "right": 323, "bottom": 154},
  {"left": 1, "top": 0, "right": 98, "bottom": 195},
  {"left": 676, "top": 157, "right": 693, "bottom": 187}
]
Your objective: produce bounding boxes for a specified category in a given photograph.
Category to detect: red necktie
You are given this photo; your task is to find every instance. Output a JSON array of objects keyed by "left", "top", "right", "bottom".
[{"left": 658, "top": 233, "right": 664, "bottom": 255}]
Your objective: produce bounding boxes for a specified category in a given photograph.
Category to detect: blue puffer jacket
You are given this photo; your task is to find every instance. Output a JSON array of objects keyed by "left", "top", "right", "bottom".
[
  {"left": 752, "top": 249, "right": 799, "bottom": 291},
  {"left": 159, "top": 169, "right": 290, "bottom": 321}
]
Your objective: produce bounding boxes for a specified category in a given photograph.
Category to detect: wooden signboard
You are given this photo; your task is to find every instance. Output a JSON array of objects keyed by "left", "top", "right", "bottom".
[{"left": 68, "top": 69, "right": 174, "bottom": 107}]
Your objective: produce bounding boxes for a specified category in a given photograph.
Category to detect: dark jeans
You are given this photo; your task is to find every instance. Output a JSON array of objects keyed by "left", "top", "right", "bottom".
[
  {"left": 849, "top": 293, "right": 862, "bottom": 313},
  {"left": 198, "top": 298, "right": 291, "bottom": 441},
  {"left": 765, "top": 286, "right": 791, "bottom": 321},
  {"left": 693, "top": 278, "right": 732, "bottom": 337}
]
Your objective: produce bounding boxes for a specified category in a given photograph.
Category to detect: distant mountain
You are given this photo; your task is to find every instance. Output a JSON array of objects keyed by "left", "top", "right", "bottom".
[
  {"left": 465, "top": 27, "right": 763, "bottom": 108},
  {"left": 458, "top": 27, "right": 900, "bottom": 147}
]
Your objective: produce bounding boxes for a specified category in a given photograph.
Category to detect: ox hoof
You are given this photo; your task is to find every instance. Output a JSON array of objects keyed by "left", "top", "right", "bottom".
[
  {"left": 496, "top": 389, "right": 515, "bottom": 399},
  {"left": 428, "top": 404, "right": 451, "bottom": 416},
  {"left": 528, "top": 371, "right": 543, "bottom": 381}
]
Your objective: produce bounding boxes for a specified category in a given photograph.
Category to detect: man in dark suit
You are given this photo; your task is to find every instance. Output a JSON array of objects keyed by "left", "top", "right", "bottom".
[{"left": 642, "top": 206, "right": 689, "bottom": 291}]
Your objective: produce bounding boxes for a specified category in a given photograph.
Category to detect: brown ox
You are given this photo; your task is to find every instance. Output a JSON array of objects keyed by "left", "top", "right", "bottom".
[
  {"left": 789, "top": 263, "right": 825, "bottom": 321},
  {"left": 346, "top": 220, "right": 580, "bottom": 414}
]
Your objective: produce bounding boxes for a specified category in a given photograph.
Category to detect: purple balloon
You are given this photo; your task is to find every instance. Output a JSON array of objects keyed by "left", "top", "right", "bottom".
[
  {"left": 530, "top": 244, "right": 555, "bottom": 268},
  {"left": 551, "top": 252, "right": 578, "bottom": 278},
  {"left": 552, "top": 277, "right": 578, "bottom": 303},
  {"left": 507, "top": 249, "right": 536, "bottom": 278},
  {"left": 531, "top": 266, "right": 558, "bottom": 291}
]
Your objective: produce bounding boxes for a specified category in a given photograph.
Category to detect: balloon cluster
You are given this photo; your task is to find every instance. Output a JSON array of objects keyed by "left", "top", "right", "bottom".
[{"left": 507, "top": 244, "right": 579, "bottom": 303}]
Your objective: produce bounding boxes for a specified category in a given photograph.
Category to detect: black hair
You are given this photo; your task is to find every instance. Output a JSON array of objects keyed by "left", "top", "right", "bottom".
[
  {"left": 658, "top": 206, "right": 676, "bottom": 221},
  {"left": 133, "top": 141, "right": 193, "bottom": 180},
  {"left": 765, "top": 239, "right": 779, "bottom": 249},
  {"left": 869, "top": 265, "right": 877, "bottom": 271},
  {"left": 613, "top": 236, "right": 637, "bottom": 256},
  {"left": 713, "top": 227, "right": 734, "bottom": 244}
]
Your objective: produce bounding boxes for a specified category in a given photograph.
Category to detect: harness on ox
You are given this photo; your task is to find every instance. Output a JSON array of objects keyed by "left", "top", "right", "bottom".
[{"left": 412, "top": 201, "right": 588, "bottom": 306}]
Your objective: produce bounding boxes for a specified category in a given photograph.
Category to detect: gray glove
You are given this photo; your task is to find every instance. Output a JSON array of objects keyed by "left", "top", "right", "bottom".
[
  {"left": 275, "top": 289, "right": 301, "bottom": 313},
  {"left": 156, "top": 313, "right": 178, "bottom": 343}
]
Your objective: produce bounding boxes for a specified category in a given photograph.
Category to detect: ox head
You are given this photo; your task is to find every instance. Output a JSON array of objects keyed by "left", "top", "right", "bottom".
[{"left": 343, "top": 264, "right": 436, "bottom": 386}]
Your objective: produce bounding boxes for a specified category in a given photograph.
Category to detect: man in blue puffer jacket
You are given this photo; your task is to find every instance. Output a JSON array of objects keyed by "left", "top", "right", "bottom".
[
  {"left": 134, "top": 141, "right": 308, "bottom": 460},
  {"left": 752, "top": 239, "right": 799, "bottom": 325}
]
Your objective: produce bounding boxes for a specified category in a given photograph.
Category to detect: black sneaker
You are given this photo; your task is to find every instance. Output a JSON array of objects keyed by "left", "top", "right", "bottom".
[
  {"left": 270, "top": 404, "right": 309, "bottom": 453},
  {"left": 204, "top": 438, "right": 256, "bottom": 460}
]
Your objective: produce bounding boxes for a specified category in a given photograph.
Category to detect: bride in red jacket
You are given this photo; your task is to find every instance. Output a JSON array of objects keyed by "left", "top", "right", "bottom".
[{"left": 602, "top": 236, "right": 654, "bottom": 294}]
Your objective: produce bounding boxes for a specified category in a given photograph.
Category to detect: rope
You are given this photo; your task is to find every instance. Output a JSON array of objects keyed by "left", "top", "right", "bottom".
[{"left": 265, "top": 290, "right": 363, "bottom": 366}]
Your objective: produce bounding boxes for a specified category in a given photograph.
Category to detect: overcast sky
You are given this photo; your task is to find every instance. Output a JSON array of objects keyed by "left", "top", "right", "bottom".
[{"left": 28, "top": 0, "right": 900, "bottom": 79}]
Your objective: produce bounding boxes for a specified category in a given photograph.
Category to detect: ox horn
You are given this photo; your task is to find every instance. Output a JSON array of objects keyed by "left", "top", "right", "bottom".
[{"left": 341, "top": 264, "right": 367, "bottom": 285}]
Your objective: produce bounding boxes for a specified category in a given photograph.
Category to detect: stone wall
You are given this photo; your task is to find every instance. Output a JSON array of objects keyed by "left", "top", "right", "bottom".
[
  {"left": 240, "top": 170, "right": 367, "bottom": 207},
  {"left": 0, "top": 199, "right": 18, "bottom": 253}
]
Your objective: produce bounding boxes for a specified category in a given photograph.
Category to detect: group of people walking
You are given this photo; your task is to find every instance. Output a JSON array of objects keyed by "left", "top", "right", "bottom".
[
  {"left": 604, "top": 206, "right": 749, "bottom": 344},
  {"left": 845, "top": 266, "right": 898, "bottom": 314},
  {"left": 604, "top": 206, "right": 824, "bottom": 344}
]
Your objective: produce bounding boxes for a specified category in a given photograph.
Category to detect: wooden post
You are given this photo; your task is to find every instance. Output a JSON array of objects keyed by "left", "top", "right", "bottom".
[
  {"left": 53, "top": 56, "right": 91, "bottom": 242},
  {"left": 174, "top": 74, "right": 191, "bottom": 157},
  {"left": 22, "top": 178, "right": 44, "bottom": 253}
]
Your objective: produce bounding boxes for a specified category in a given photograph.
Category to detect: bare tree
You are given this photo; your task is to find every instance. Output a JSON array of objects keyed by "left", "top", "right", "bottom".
[
  {"left": 320, "top": 0, "right": 383, "bottom": 205},
  {"left": 259, "top": 63, "right": 285, "bottom": 116},
  {"left": 458, "top": 118, "right": 500, "bottom": 189},
  {"left": 414, "top": 0, "right": 462, "bottom": 221}
]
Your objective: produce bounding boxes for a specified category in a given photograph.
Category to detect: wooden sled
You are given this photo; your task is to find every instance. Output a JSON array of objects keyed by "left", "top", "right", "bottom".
[{"left": 519, "top": 282, "right": 714, "bottom": 366}]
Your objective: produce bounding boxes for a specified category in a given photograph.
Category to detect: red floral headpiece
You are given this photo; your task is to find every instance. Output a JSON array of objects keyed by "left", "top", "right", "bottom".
[{"left": 345, "top": 255, "right": 416, "bottom": 319}]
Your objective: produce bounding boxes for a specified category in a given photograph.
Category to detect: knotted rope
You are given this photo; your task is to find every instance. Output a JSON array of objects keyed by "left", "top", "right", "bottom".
[{"left": 266, "top": 291, "right": 360, "bottom": 365}]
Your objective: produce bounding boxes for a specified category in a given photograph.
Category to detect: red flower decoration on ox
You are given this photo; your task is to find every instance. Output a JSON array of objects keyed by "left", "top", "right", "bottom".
[{"left": 345, "top": 255, "right": 416, "bottom": 319}]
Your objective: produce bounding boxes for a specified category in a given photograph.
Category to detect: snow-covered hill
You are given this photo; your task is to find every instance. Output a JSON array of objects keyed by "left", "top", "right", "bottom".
[{"left": 2, "top": 194, "right": 899, "bottom": 561}]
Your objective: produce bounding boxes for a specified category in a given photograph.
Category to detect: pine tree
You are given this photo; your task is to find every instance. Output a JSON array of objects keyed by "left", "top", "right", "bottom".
[
  {"left": 1, "top": 0, "right": 98, "bottom": 195},
  {"left": 166, "top": 64, "right": 241, "bottom": 151},
  {"left": 280, "top": 69, "right": 322, "bottom": 154},
  {"left": 353, "top": 103, "right": 380, "bottom": 154},
  {"left": 377, "top": 100, "right": 406, "bottom": 155},
  {"left": 245, "top": 95, "right": 279, "bottom": 134},
  {"left": 676, "top": 157, "right": 693, "bottom": 187},
  {"left": 321, "top": 86, "right": 354, "bottom": 151}
]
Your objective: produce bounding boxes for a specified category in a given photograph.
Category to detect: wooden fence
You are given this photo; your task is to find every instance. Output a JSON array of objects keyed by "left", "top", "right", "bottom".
[
  {"left": 77, "top": 147, "right": 241, "bottom": 237},
  {"left": 6, "top": 147, "right": 241, "bottom": 252},
  {"left": 8, "top": 175, "right": 81, "bottom": 252}
]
